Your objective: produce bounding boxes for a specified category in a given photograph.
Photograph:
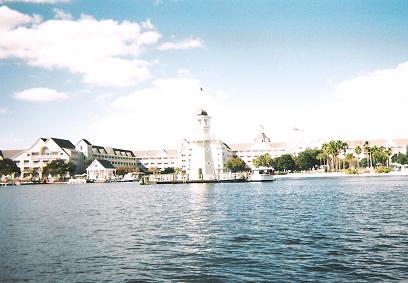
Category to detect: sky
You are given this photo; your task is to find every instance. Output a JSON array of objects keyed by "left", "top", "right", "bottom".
[{"left": 1, "top": 0, "right": 408, "bottom": 150}]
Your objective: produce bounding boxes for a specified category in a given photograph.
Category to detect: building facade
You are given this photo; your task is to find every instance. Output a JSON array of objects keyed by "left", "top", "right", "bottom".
[
  {"left": 86, "top": 159, "right": 116, "bottom": 181},
  {"left": 134, "top": 109, "right": 234, "bottom": 180},
  {"left": 13, "top": 137, "right": 83, "bottom": 180},
  {"left": 76, "top": 139, "right": 139, "bottom": 170}
]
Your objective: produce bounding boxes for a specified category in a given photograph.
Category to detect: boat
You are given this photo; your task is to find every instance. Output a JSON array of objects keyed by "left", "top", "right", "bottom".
[
  {"left": 249, "top": 167, "right": 276, "bottom": 182},
  {"left": 67, "top": 178, "right": 87, "bottom": 184},
  {"left": 67, "top": 174, "right": 87, "bottom": 184}
]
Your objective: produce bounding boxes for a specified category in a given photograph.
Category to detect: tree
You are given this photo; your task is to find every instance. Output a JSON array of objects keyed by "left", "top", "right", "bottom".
[
  {"left": 392, "top": 153, "right": 408, "bottom": 164},
  {"left": 385, "top": 147, "right": 392, "bottom": 167},
  {"left": 371, "top": 146, "right": 390, "bottom": 167},
  {"left": 316, "top": 152, "right": 328, "bottom": 166},
  {"left": 345, "top": 153, "right": 355, "bottom": 169},
  {"left": 148, "top": 167, "right": 160, "bottom": 174},
  {"left": 0, "top": 158, "right": 20, "bottom": 176},
  {"left": 322, "top": 141, "right": 339, "bottom": 171},
  {"left": 252, "top": 153, "right": 273, "bottom": 168},
  {"left": 321, "top": 140, "right": 349, "bottom": 171},
  {"left": 363, "top": 141, "right": 371, "bottom": 168},
  {"left": 359, "top": 158, "right": 368, "bottom": 168},
  {"left": 275, "top": 154, "right": 296, "bottom": 172},
  {"left": 295, "top": 150, "right": 320, "bottom": 171},
  {"left": 226, "top": 156, "right": 248, "bottom": 172},
  {"left": 116, "top": 166, "right": 136, "bottom": 176},
  {"left": 43, "top": 159, "right": 76, "bottom": 180},
  {"left": 162, "top": 167, "right": 175, "bottom": 174},
  {"left": 354, "top": 146, "right": 362, "bottom": 169}
]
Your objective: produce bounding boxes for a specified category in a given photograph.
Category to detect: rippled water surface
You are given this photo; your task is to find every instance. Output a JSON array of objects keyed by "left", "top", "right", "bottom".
[{"left": 1, "top": 176, "right": 408, "bottom": 282}]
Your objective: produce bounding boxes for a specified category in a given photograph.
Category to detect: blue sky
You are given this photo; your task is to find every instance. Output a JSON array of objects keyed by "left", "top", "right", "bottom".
[{"left": 1, "top": 0, "right": 408, "bottom": 149}]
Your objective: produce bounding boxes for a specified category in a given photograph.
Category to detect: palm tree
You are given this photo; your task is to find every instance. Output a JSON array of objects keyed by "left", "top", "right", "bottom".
[
  {"left": 364, "top": 141, "right": 371, "bottom": 168},
  {"left": 316, "top": 152, "right": 327, "bottom": 166},
  {"left": 322, "top": 142, "right": 335, "bottom": 171},
  {"left": 354, "top": 145, "right": 362, "bottom": 169},
  {"left": 346, "top": 153, "right": 354, "bottom": 169},
  {"left": 337, "top": 140, "right": 348, "bottom": 170},
  {"left": 322, "top": 140, "right": 347, "bottom": 171},
  {"left": 385, "top": 147, "right": 392, "bottom": 167}
]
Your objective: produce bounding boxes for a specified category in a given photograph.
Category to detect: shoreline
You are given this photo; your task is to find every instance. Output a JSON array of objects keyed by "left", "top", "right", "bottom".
[
  {"left": 2, "top": 171, "right": 408, "bottom": 187},
  {"left": 275, "top": 171, "right": 408, "bottom": 179}
]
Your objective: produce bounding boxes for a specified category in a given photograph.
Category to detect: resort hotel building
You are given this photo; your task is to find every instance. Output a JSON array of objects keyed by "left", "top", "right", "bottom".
[
  {"left": 75, "top": 139, "right": 139, "bottom": 169},
  {"left": 11, "top": 138, "right": 84, "bottom": 180},
  {"left": 2, "top": 108, "right": 408, "bottom": 180}
]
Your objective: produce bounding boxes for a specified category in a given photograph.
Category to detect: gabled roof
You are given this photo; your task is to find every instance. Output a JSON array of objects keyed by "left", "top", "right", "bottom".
[
  {"left": 81, "top": 139, "right": 92, "bottom": 145},
  {"left": 50, "top": 138, "right": 75, "bottom": 149},
  {"left": 0, "top": 149, "right": 24, "bottom": 159},
  {"left": 96, "top": 159, "right": 116, "bottom": 169}
]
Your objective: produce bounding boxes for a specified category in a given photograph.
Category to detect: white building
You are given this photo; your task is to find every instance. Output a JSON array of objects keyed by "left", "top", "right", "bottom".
[
  {"left": 229, "top": 129, "right": 287, "bottom": 168},
  {"left": 133, "top": 149, "right": 178, "bottom": 171},
  {"left": 86, "top": 159, "right": 116, "bottom": 181},
  {"left": 187, "top": 109, "right": 217, "bottom": 180},
  {"left": 76, "top": 139, "right": 139, "bottom": 170},
  {"left": 134, "top": 109, "right": 233, "bottom": 180},
  {"left": 13, "top": 137, "right": 83, "bottom": 180}
]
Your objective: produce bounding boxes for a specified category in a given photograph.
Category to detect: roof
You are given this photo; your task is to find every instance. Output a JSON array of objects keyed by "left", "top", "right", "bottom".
[
  {"left": 133, "top": 149, "right": 178, "bottom": 158},
  {"left": 229, "top": 142, "right": 287, "bottom": 151},
  {"left": 81, "top": 139, "right": 92, "bottom": 145},
  {"left": 50, "top": 138, "right": 75, "bottom": 149},
  {"left": 255, "top": 132, "right": 271, "bottom": 143},
  {"left": 345, "top": 139, "right": 408, "bottom": 148},
  {"left": 0, "top": 149, "right": 24, "bottom": 159},
  {"left": 96, "top": 159, "right": 116, "bottom": 169},
  {"left": 91, "top": 145, "right": 135, "bottom": 157},
  {"left": 196, "top": 109, "right": 208, "bottom": 116}
]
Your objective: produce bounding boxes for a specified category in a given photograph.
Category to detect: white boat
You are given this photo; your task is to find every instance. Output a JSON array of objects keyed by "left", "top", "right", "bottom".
[
  {"left": 249, "top": 167, "right": 276, "bottom": 182},
  {"left": 67, "top": 178, "right": 87, "bottom": 184},
  {"left": 67, "top": 174, "right": 87, "bottom": 184}
]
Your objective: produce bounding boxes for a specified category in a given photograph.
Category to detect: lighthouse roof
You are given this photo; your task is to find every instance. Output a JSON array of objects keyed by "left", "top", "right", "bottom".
[{"left": 196, "top": 109, "right": 208, "bottom": 116}]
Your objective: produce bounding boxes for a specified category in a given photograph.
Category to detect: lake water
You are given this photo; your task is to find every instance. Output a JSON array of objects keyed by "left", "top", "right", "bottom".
[{"left": 1, "top": 176, "right": 408, "bottom": 282}]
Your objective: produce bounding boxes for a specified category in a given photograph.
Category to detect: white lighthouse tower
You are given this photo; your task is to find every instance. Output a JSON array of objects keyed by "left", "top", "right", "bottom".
[{"left": 188, "top": 109, "right": 216, "bottom": 180}]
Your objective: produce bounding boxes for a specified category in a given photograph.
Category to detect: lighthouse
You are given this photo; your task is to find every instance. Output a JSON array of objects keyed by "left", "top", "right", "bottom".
[{"left": 188, "top": 109, "right": 216, "bottom": 180}]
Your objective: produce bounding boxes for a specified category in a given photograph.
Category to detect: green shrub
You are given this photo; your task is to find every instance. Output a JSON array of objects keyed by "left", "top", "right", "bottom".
[
  {"left": 375, "top": 167, "right": 391, "bottom": 173},
  {"left": 345, "top": 168, "right": 358, "bottom": 174}
]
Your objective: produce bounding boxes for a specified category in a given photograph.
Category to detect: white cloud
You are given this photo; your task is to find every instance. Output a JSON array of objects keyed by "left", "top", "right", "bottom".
[
  {"left": 0, "top": 0, "right": 69, "bottom": 3},
  {"left": 177, "top": 68, "right": 191, "bottom": 75},
  {"left": 53, "top": 8, "right": 72, "bottom": 20},
  {"left": 0, "top": 7, "right": 161, "bottom": 87},
  {"left": 14, "top": 88, "right": 68, "bottom": 102},
  {"left": 89, "top": 77, "right": 226, "bottom": 149},
  {"left": 0, "top": 6, "right": 33, "bottom": 31},
  {"left": 0, "top": 107, "right": 8, "bottom": 113},
  {"left": 158, "top": 37, "right": 203, "bottom": 51},
  {"left": 141, "top": 18, "right": 154, "bottom": 30},
  {"left": 333, "top": 62, "right": 408, "bottom": 100},
  {"left": 324, "top": 61, "right": 408, "bottom": 139}
]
